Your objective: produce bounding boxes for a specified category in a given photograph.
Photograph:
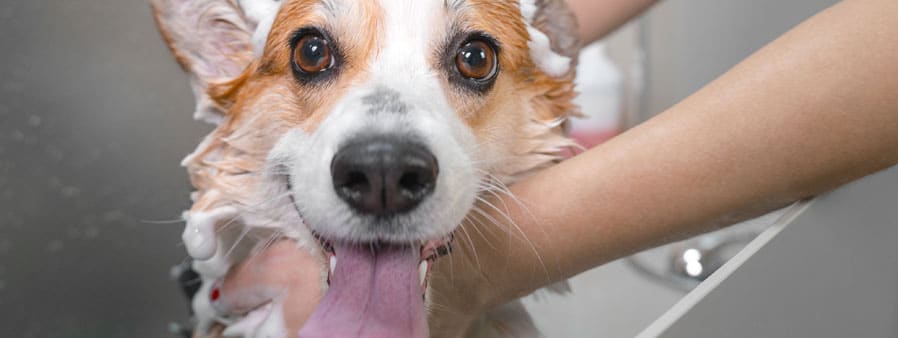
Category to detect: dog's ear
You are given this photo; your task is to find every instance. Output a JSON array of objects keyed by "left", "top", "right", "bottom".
[
  {"left": 529, "top": 0, "right": 580, "bottom": 60},
  {"left": 152, "top": 0, "right": 255, "bottom": 124}
]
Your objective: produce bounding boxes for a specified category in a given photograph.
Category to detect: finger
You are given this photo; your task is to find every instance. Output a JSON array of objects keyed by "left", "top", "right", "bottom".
[{"left": 215, "top": 239, "right": 325, "bottom": 322}]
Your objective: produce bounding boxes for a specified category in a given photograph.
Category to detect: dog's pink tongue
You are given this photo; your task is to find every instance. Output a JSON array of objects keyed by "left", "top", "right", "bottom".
[{"left": 298, "top": 243, "right": 427, "bottom": 338}]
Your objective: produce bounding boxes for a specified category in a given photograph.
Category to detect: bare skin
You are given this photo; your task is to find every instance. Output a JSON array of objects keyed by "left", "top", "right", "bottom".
[
  {"left": 194, "top": 240, "right": 322, "bottom": 338},
  {"left": 211, "top": 0, "right": 898, "bottom": 337},
  {"left": 567, "top": 0, "right": 657, "bottom": 43}
]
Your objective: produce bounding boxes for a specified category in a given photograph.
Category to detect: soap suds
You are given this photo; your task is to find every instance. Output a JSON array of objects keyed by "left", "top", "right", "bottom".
[
  {"left": 192, "top": 278, "right": 222, "bottom": 335},
  {"left": 519, "top": 0, "right": 572, "bottom": 77},
  {"left": 192, "top": 247, "right": 233, "bottom": 278},
  {"left": 182, "top": 207, "right": 238, "bottom": 261}
]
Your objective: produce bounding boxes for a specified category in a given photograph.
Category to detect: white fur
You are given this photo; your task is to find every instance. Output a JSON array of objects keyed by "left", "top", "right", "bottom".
[
  {"left": 268, "top": 0, "right": 480, "bottom": 244},
  {"left": 238, "top": 0, "right": 283, "bottom": 56},
  {"left": 182, "top": 206, "right": 237, "bottom": 260}
]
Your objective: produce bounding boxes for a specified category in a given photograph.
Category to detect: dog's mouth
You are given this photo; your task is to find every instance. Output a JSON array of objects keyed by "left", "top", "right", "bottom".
[{"left": 299, "top": 233, "right": 452, "bottom": 338}]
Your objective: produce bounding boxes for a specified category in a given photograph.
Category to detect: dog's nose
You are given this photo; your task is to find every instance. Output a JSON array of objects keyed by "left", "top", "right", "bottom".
[{"left": 331, "top": 137, "right": 438, "bottom": 216}]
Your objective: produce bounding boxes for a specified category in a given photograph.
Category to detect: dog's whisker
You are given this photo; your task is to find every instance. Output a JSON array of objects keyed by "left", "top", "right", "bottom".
[
  {"left": 423, "top": 297, "right": 468, "bottom": 318},
  {"left": 456, "top": 222, "right": 483, "bottom": 275},
  {"left": 140, "top": 218, "right": 186, "bottom": 225},
  {"left": 243, "top": 190, "right": 294, "bottom": 209},
  {"left": 471, "top": 199, "right": 550, "bottom": 282},
  {"left": 211, "top": 190, "right": 293, "bottom": 235},
  {"left": 249, "top": 229, "right": 286, "bottom": 259},
  {"left": 222, "top": 226, "right": 252, "bottom": 261},
  {"left": 471, "top": 198, "right": 529, "bottom": 246},
  {"left": 461, "top": 215, "right": 500, "bottom": 251},
  {"left": 478, "top": 175, "right": 553, "bottom": 276},
  {"left": 213, "top": 212, "right": 244, "bottom": 235}
]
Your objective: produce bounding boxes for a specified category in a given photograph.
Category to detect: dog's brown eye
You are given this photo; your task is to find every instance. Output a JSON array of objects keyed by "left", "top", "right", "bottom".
[
  {"left": 293, "top": 34, "right": 333, "bottom": 73},
  {"left": 456, "top": 40, "right": 497, "bottom": 80}
]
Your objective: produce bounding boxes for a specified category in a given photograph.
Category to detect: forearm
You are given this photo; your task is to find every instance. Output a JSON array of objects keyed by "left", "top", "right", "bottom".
[
  {"left": 566, "top": 0, "right": 657, "bottom": 44},
  {"left": 432, "top": 0, "right": 898, "bottom": 327}
]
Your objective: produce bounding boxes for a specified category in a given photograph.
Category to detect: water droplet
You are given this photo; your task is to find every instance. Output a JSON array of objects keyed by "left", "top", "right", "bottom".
[
  {"left": 2, "top": 81, "right": 24, "bottom": 92},
  {"left": 9, "top": 130, "right": 24, "bottom": 142},
  {"left": 45, "top": 145, "right": 64, "bottom": 162},
  {"left": 47, "top": 176, "right": 61, "bottom": 189},
  {"left": 102, "top": 210, "right": 125, "bottom": 223},
  {"left": 84, "top": 225, "right": 100, "bottom": 239},
  {"left": 47, "top": 240, "right": 64, "bottom": 253},
  {"left": 27, "top": 115, "right": 41, "bottom": 127},
  {"left": 61, "top": 186, "right": 80, "bottom": 198},
  {"left": 88, "top": 148, "right": 102, "bottom": 161},
  {"left": 66, "top": 226, "right": 81, "bottom": 239}
]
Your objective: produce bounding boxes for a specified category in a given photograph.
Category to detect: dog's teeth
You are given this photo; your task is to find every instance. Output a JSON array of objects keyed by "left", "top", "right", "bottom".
[
  {"left": 329, "top": 255, "right": 337, "bottom": 275},
  {"left": 418, "top": 261, "right": 428, "bottom": 286}
]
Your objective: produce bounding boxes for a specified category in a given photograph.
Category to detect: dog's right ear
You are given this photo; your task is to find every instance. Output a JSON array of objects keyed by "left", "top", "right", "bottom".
[{"left": 152, "top": 0, "right": 255, "bottom": 124}]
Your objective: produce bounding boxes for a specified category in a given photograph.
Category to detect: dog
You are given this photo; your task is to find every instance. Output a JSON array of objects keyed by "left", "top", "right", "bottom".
[{"left": 153, "top": 0, "right": 580, "bottom": 337}]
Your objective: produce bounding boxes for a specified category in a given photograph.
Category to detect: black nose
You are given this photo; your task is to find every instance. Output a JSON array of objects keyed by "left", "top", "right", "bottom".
[{"left": 331, "top": 137, "right": 438, "bottom": 216}]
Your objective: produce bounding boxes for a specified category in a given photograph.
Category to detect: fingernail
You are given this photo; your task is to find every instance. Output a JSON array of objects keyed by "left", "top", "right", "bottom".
[
  {"left": 210, "top": 286, "right": 221, "bottom": 301},
  {"left": 209, "top": 280, "right": 228, "bottom": 315}
]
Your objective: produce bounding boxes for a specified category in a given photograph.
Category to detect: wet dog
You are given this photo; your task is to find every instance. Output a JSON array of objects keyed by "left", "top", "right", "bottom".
[{"left": 153, "top": 0, "right": 579, "bottom": 336}]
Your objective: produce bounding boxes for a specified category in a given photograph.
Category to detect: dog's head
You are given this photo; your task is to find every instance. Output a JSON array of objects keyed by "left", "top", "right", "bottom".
[{"left": 154, "top": 0, "right": 578, "bottom": 336}]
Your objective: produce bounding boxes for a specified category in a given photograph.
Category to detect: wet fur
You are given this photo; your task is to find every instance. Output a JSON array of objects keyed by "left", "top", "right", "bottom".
[{"left": 152, "top": 0, "right": 580, "bottom": 337}]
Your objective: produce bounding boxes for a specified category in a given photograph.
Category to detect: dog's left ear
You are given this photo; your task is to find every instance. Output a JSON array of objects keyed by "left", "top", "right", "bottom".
[{"left": 152, "top": 0, "right": 255, "bottom": 124}]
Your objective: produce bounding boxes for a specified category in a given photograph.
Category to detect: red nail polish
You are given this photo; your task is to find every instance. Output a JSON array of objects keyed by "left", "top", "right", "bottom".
[{"left": 210, "top": 287, "right": 220, "bottom": 301}]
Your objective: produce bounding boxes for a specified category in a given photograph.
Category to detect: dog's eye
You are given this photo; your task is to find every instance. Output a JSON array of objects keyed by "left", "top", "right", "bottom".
[
  {"left": 293, "top": 33, "right": 333, "bottom": 73},
  {"left": 456, "top": 40, "right": 497, "bottom": 80}
]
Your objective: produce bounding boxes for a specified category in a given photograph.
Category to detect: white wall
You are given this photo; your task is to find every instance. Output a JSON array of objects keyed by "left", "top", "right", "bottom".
[{"left": 642, "top": 0, "right": 840, "bottom": 120}]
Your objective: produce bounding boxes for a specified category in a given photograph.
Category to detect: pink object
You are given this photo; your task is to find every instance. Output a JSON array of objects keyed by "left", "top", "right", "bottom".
[{"left": 299, "top": 243, "right": 427, "bottom": 338}]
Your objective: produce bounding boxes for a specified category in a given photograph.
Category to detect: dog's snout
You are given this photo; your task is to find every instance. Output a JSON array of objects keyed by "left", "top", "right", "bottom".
[{"left": 331, "top": 137, "right": 438, "bottom": 216}]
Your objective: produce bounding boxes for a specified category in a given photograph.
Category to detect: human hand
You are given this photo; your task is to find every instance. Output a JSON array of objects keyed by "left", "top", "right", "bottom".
[
  {"left": 193, "top": 237, "right": 494, "bottom": 338},
  {"left": 198, "top": 239, "right": 325, "bottom": 337}
]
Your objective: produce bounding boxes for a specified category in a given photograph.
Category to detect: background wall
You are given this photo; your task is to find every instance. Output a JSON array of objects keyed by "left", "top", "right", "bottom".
[
  {"left": 641, "top": 0, "right": 840, "bottom": 120},
  {"left": 0, "top": 1, "right": 201, "bottom": 337}
]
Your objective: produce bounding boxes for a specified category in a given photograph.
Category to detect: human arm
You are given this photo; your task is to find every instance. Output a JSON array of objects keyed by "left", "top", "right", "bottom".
[
  {"left": 429, "top": 0, "right": 898, "bottom": 335},
  {"left": 566, "top": 0, "right": 658, "bottom": 44}
]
